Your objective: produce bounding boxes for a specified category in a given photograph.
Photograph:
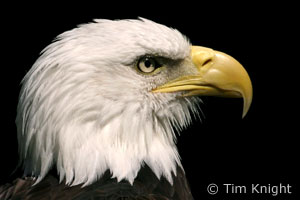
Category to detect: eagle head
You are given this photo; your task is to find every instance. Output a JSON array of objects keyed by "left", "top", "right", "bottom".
[{"left": 16, "top": 18, "right": 252, "bottom": 186}]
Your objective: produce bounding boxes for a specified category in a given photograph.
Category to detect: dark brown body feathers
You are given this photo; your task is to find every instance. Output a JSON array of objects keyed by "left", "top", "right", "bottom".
[{"left": 0, "top": 165, "right": 193, "bottom": 200}]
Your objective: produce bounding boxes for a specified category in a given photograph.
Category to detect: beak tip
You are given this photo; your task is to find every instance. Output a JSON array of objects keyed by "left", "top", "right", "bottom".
[
  {"left": 242, "top": 95, "right": 252, "bottom": 118},
  {"left": 242, "top": 110, "right": 248, "bottom": 119}
]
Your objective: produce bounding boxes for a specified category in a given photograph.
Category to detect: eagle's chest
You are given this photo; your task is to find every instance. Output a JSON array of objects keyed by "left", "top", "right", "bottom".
[{"left": 0, "top": 164, "right": 193, "bottom": 200}]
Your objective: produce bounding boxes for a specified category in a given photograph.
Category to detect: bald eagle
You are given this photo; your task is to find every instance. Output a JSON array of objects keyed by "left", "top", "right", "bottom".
[{"left": 0, "top": 18, "right": 252, "bottom": 199}]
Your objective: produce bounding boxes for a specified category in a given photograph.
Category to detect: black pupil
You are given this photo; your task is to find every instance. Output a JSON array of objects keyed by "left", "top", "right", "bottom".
[{"left": 144, "top": 59, "right": 152, "bottom": 68}]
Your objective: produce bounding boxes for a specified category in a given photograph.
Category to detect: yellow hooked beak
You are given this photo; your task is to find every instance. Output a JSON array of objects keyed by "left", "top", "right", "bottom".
[{"left": 152, "top": 46, "right": 253, "bottom": 118}]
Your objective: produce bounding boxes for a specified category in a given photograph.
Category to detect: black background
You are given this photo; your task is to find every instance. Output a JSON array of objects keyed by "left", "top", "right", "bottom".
[{"left": 1, "top": 2, "right": 298, "bottom": 199}]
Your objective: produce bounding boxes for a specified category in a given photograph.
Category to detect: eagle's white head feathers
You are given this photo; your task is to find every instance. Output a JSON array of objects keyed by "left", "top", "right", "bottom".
[
  {"left": 16, "top": 17, "right": 253, "bottom": 187},
  {"left": 16, "top": 18, "right": 201, "bottom": 186}
]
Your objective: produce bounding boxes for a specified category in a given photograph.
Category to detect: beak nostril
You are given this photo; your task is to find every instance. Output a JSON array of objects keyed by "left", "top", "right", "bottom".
[{"left": 202, "top": 59, "right": 212, "bottom": 66}]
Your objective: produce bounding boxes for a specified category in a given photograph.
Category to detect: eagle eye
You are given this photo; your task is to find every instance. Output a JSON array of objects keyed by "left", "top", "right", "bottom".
[{"left": 137, "top": 56, "right": 161, "bottom": 74}]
